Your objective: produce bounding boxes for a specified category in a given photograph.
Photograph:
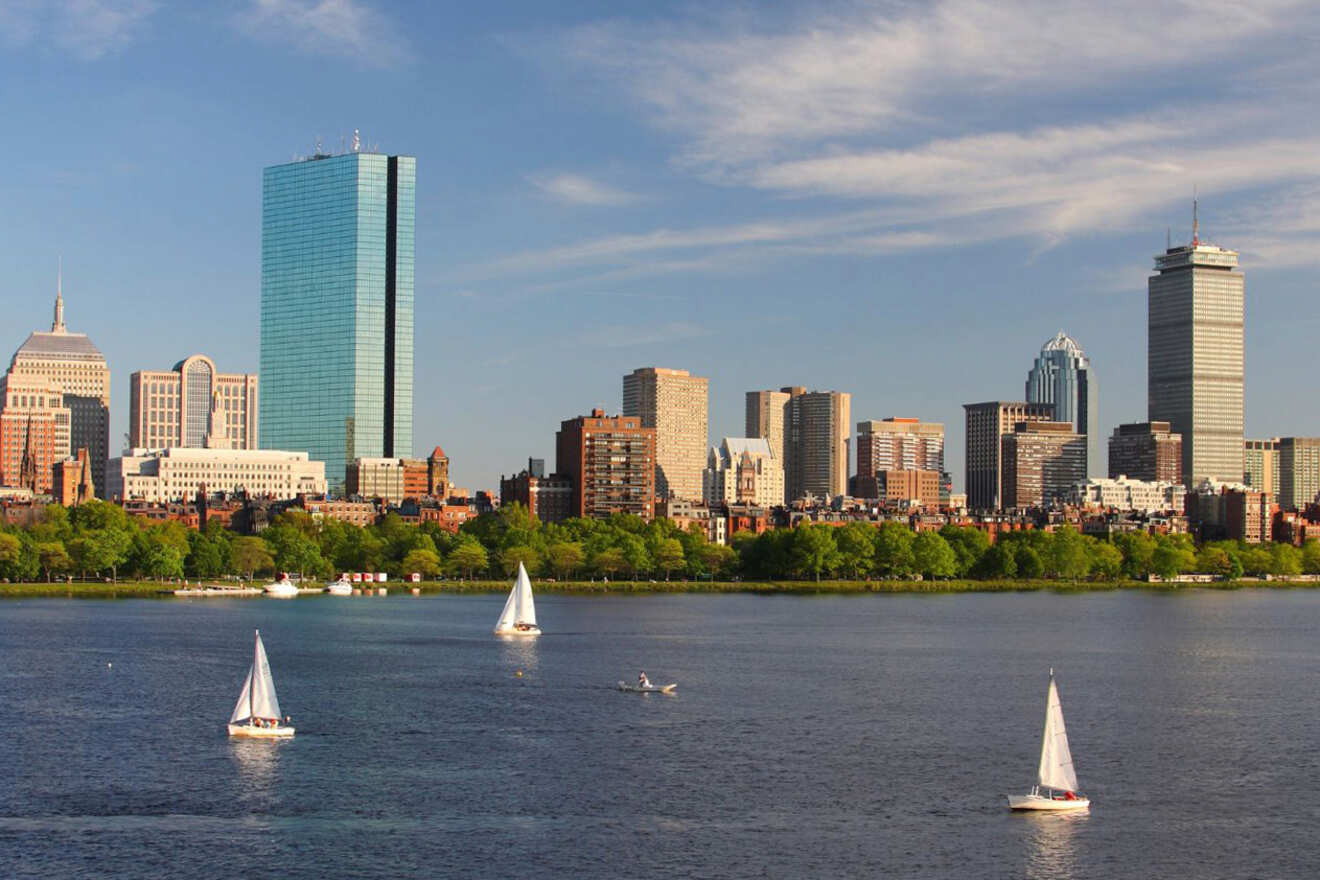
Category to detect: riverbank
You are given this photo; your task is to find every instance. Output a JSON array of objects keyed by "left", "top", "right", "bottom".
[{"left": 3, "top": 577, "right": 1319, "bottom": 598}]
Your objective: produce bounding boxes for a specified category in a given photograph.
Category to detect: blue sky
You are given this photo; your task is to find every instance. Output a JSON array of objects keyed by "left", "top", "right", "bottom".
[{"left": 2, "top": 0, "right": 1318, "bottom": 492}]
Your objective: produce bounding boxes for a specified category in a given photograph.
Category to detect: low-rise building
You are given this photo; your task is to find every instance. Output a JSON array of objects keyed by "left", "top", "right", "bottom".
[
  {"left": 1186, "top": 478, "right": 1273, "bottom": 543},
  {"left": 1001, "top": 421, "right": 1086, "bottom": 510},
  {"left": 500, "top": 459, "right": 573, "bottom": 524},
  {"left": 1109, "top": 421, "right": 1182, "bottom": 483},
  {"left": 108, "top": 447, "right": 326, "bottom": 503},
  {"left": 346, "top": 456, "right": 429, "bottom": 505},
  {"left": 52, "top": 447, "right": 95, "bottom": 506},
  {"left": 1070, "top": 475, "right": 1185, "bottom": 514},
  {"left": 703, "top": 438, "right": 784, "bottom": 509}
]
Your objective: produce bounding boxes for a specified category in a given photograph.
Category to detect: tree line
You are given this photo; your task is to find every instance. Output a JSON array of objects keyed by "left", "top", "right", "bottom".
[{"left": 1, "top": 500, "right": 1318, "bottom": 584}]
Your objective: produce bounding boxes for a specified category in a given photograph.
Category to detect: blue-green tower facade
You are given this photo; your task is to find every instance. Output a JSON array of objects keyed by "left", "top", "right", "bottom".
[{"left": 259, "top": 151, "right": 415, "bottom": 489}]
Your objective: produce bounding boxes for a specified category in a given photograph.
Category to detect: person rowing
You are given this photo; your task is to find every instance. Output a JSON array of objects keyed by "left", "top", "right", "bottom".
[{"left": 638, "top": 671, "right": 651, "bottom": 689}]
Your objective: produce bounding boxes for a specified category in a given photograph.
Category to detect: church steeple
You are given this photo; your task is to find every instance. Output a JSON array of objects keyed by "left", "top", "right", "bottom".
[{"left": 52, "top": 259, "right": 66, "bottom": 333}]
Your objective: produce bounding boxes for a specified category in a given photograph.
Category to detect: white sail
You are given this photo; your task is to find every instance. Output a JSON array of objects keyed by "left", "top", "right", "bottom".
[
  {"left": 1036, "top": 672, "right": 1080, "bottom": 792},
  {"left": 230, "top": 670, "right": 253, "bottom": 723},
  {"left": 494, "top": 562, "right": 537, "bottom": 632},
  {"left": 231, "top": 630, "right": 283, "bottom": 722}
]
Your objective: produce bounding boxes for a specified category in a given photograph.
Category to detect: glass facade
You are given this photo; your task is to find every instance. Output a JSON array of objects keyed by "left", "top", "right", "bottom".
[
  {"left": 1025, "top": 332, "right": 1099, "bottom": 477},
  {"left": 259, "top": 152, "right": 415, "bottom": 489}
]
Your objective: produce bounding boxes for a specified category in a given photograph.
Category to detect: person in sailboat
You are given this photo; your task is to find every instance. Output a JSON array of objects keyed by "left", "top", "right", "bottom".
[{"left": 638, "top": 671, "right": 651, "bottom": 689}]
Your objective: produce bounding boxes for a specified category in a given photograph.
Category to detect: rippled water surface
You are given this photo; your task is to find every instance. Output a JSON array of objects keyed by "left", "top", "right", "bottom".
[{"left": 2, "top": 590, "right": 1318, "bottom": 878}]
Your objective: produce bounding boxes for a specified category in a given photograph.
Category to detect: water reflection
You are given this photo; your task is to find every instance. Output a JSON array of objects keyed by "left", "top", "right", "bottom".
[
  {"left": 497, "top": 636, "right": 540, "bottom": 676},
  {"left": 229, "top": 738, "right": 284, "bottom": 800},
  {"left": 1023, "top": 809, "right": 1088, "bottom": 880}
]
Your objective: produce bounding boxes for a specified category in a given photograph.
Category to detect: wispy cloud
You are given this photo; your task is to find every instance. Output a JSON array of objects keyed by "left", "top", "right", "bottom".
[
  {"left": 234, "top": 0, "right": 408, "bottom": 67},
  {"left": 484, "top": 0, "right": 1320, "bottom": 283},
  {"left": 529, "top": 172, "right": 638, "bottom": 206},
  {"left": 0, "top": 0, "right": 157, "bottom": 59},
  {"left": 591, "top": 321, "right": 712, "bottom": 348}
]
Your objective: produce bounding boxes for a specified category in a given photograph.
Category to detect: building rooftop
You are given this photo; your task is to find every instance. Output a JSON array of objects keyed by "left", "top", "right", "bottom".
[
  {"left": 12, "top": 330, "right": 105, "bottom": 363},
  {"left": 1040, "top": 330, "right": 1084, "bottom": 357}
]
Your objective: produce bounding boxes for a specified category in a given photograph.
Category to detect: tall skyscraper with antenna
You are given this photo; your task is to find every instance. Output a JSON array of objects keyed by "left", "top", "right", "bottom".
[{"left": 1148, "top": 203, "right": 1244, "bottom": 486}]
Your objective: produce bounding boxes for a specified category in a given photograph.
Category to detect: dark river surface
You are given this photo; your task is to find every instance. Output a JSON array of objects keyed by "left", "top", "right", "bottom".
[{"left": 1, "top": 589, "right": 1318, "bottom": 879}]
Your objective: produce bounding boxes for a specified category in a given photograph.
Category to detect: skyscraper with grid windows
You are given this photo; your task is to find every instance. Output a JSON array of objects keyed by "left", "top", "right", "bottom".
[
  {"left": 1148, "top": 215, "right": 1243, "bottom": 487},
  {"left": 259, "top": 148, "right": 415, "bottom": 489}
]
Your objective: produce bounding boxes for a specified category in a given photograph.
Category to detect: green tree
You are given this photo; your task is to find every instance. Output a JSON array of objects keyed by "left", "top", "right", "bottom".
[
  {"left": 591, "top": 546, "right": 626, "bottom": 580},
  {"left": 618, "top": 534, "right": 651, "bottom": 580},
  {"left": 545, "top": 542, "right": 585, "bottom": 579},
  {"left": 499, "top": 545, "right": 541, "bottom": 577},
  {"left": 1087, "top": 539, "right": 1124, "bottom": 580},
  {"left": 971, "top": 543, "right": 1017, "bottom": 578},
  {"left": 138, "top": 544, "right": 185, "bottom": 580},
  {"left": 1113, "top": 531, "right": 1157, "bottom": 579},
  {"left": 1195, "top": 545, "right": 1236, "bottom": 578},
  {"left": 1045, "top": 527, "right": 1090, "bottom": 581},
  {"left": 1270, "top": 542, "right": 1302, "bottom": 577},
  {"left": 872, "top": 522, "right": 914, "bottom": 578},
  {"left": 401, "top": 548, "right": 442, "bottom": 579},
  {"left": 1302, "top": 538, "right": 1320, "bottom": 575},
  {"left": 653, "top": 538, "right": 685, "bottom": 580},
  {"left": 231, "top": 536, "right": 275, "bottom": 579},
  {"left": 0, "top": 533, "right": 20, "bottom": 569},
  {"left": 1150, "top": 537, "right": 1195, "bottom": 579},
  {"left": 447, "top": 540, "right": 489, "bottom": 579},
  {"left": 939, "top": 525, "right": 989, "bottom": 576},
  {"left": 699, "top": 543, "right": 738, "bottom": 579},
  {"left": 792, "top": 525, "right": 841, "bottom": 581},
  {"left": 834, "top": 522, "right": 875, "bottom": 578},
  {"left": 36, "top": 541, "right": 71, "bottom": 582},
  {"left": 263, "top": 525, "right": 324, "bottom": 578},
  {"left": 1015, "top": 546, "right": 1044, "bottom": 579},
  {"left": 911, "top": 531, "right": 957, "bottom": 579}
]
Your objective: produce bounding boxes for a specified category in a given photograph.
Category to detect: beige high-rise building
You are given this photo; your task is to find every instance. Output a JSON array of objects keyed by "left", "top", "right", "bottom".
[
  {"left": 1148, "top": 218, "right": 1244, "bottom": 486},
  {"left": 6, "top": 278, "right": 110, "bottom": 496},
  {"left": 745, "top": 389, "right": 792, "bottom": 474},
  {"left": 747, "top": 386, "right": 850, "bottom": 502},
  {"left": 623, "top": 367, "right": 708, "bottom": 501},
  {"left": 130, "top": 355, "right": 258, "bottom": 451},
  {"left": 788, "top": 389, "right": 850, "bottom": 502}
]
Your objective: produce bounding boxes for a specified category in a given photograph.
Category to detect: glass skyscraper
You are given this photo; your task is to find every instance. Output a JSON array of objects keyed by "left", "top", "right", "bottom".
[
  {"left": 1148, "top": 231, "right": 1243, "bottom": 487},
  {"left": 259, "top": 150, "right": 415, "bottom": 489},
  {"left": 1025, "top": 331, "right": 1099, "bottom": 476}
]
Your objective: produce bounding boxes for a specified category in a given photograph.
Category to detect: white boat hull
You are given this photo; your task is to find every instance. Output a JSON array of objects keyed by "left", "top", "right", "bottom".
[
  {"left": 494, "top": 626, "right": 541, "bottom": 636},
  {"left": 325, "top": 583, "right": 353, "bottom": 596},
  {"left": 1007, "top": 793, "right": 1089, "bottom": 811},
  {"left": 228, "top": 723, "right": 295, "bottom": 738},
  {"left": 263, "top": 585, "right": 299, "bottom": 598},
  {"left": 618, "top": 681, "right": 677, "bottom": 694}
]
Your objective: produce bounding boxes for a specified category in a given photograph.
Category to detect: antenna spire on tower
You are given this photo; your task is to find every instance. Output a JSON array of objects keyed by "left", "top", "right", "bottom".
[
  {"left": 53, "top": 257, "right": 66, "bottom": 333},
  {"left": 1192, "top": 186, "right": 1199, "bottom": 247}
]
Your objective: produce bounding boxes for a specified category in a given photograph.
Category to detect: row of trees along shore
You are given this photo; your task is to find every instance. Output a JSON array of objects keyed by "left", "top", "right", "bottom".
[{"left": 2, "top": 500, "right": 1320, "bottom": 585}]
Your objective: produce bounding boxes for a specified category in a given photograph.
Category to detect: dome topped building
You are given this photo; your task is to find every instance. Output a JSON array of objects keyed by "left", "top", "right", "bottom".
[
  {"left": 1025, "top": 330, "right": 1099, "bottom": 477},
  {"left": 3, "top": 272, "right": 111, "bottom": 497}
]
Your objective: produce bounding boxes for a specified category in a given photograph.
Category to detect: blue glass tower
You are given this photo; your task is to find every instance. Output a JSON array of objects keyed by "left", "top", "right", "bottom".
[
  {"left": 259, "top": 150, "right": 415, "bottom": 489},
  {"left": 1025, "top": 331, "right": 1099, "bottom": 477}
]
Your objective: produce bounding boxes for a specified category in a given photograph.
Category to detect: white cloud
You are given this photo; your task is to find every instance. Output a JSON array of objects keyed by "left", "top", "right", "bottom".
[
  {"left": 235, "top": 0, "right": 408, "bottom": 67},
  {"left": 0, "top": 0, "right": 157, "bottom": 59},
  {"left": 484, "top": 0, "right": 1320, "bottom": 282},
  {"left": 592, "top": 321, "right": 712, "bottom": 348},
  {"left": 529, "top": 172, "right": 637, "bottom": 206}
]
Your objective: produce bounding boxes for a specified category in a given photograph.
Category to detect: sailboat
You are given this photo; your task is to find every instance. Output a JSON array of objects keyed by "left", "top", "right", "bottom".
[
  {"left": 228, "top": 629, "right": 295, "bottom": 738},
  {"left": 494, "top": 561, "right": 540, "bottom": 636},
  {"left": 1007, "top": 669, "right": 1088, "bottom": 810}
]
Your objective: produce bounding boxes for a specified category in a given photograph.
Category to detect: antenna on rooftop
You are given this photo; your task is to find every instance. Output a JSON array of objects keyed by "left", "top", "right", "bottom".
[
  {"left": 352, "top": 128, "right": 361, "bottom": 152},
  {"left": 1192, "top": 185, "right": 1199, "bottom": 247},
  {"left": 1166, "top": 227, "right": 1171, "bottom": 251}
]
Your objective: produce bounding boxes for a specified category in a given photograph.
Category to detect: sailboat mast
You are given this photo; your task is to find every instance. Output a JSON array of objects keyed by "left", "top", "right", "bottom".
[{"left": 250, "top": 630, "right": 258, "bottom": 721}]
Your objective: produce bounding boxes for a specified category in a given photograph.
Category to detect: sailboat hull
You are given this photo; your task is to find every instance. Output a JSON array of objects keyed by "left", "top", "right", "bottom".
[
  {"left": 493, "top": 626, "right": 541, "bottom": 636},
  {"left": 1007, "top": 793, "right": 1089, "bottom": 811},
  {"left": 228, "top": 723, "right": 295, "bottom": 738}
]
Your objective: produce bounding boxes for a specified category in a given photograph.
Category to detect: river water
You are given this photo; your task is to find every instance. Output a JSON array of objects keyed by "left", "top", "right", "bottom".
[{"left": 0, "top": 590, "right": 1316, "bottom": 878}]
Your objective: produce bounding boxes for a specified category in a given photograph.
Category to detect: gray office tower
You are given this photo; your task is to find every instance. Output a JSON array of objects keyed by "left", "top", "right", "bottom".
[
  {"left": 1148, "top": 216, "right": 1244, "bottom": 486},
  {"left": 1025, "top": 331, "right": 1099, "bottom": 476}
]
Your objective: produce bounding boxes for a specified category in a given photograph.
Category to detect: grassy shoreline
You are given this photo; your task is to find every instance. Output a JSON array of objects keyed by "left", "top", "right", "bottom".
[{"left": 3, "top": 577, "right": 1319, "bottom": 599}]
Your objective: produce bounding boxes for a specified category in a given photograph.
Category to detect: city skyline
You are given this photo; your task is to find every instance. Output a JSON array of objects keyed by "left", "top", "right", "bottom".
[{"left": 3, "top": 2, "right": 1320, "bottom": 493}]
